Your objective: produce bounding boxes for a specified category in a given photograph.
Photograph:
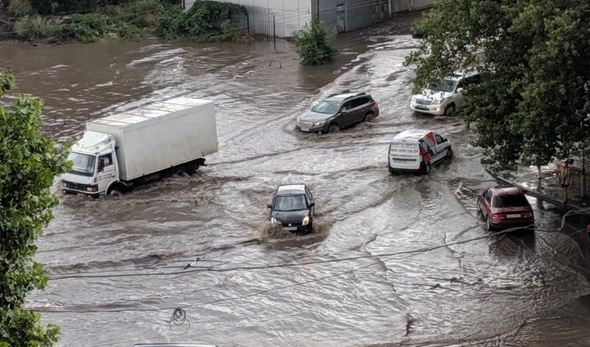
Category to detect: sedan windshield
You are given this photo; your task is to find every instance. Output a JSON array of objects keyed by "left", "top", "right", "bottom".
[
  {"left": 311, "top": 100, "right": 340, "bottom": 114},
  {"left": 428, "top": 78, "right": 457, "bottom": 93},
  {"left": 68, "top": 152, "right": 96, "bottom": 176},
  {"left": 274, "top": 195, "right": 308, "bottom": 212},
  {"left": 493, "top": 194, "right": 529, "bottom": 208}
]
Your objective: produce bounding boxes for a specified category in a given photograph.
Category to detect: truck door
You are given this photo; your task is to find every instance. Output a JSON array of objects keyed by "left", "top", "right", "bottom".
[
  {"left": 96, "top": 153, "right": 116, "bottom": 194},
  {"left": 433, "top": 134, "right": 449, "bottom": 163}
]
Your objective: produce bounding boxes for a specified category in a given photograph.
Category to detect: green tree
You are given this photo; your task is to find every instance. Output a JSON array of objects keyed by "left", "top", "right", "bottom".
[
  {"left": 294, "top": 17, "right": 338, "bottom": 65},
  {"left": 407, "top": 0, "right": 590, "bottom": 171},
  {"left": 0, "top": 71, "right": 67, "bottom": 346}
]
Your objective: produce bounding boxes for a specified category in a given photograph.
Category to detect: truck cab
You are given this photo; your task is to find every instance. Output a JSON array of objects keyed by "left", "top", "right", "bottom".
[{"left": 62, "top": 131, "right": 120, "bottom": 196}]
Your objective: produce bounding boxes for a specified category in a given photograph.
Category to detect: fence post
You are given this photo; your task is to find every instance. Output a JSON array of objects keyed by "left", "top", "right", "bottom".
[
  {"left": 582, "top": 151, "right": 587, "bottom": 199},
  {"left": 273, "top": 14, "right": 277, "bottom": 51}
]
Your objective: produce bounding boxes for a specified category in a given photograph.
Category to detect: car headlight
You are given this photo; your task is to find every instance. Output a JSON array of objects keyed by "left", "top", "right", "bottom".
[
  {"left": 433, "top": 97, "right": 445, "bottom": 104},
  {"left": 312, "top": 120, "right": 326, "bottom": 127},
  {"left": 302, "top": 215, "right": 310, "bottom": 226},
  {"left": 270, "top": 217, "right": 279, "bottom": 224}
]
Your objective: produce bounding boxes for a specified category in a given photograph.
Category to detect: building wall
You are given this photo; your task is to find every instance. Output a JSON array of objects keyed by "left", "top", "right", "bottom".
[
  {"left": 184, "top": 0, "right": 312, "bottom": 38},
  {"left": 183, "top": 0, "right": 432, "bottom": 37},
  {"left": 390, "top": 0, "right": 432, "bottom": 12}
]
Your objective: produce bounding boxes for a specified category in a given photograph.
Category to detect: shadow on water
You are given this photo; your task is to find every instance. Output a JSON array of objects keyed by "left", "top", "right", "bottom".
[{"left": 488, "top": 229, "right": 537, "bottom": 259}]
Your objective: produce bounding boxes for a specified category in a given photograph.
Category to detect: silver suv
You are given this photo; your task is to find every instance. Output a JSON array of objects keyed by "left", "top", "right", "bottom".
[
  {"left": 296, "top": 92, "right": 379, "bottom": 133},
  {"left": 410, "top": 70, "right": 480, "bottom": 117}
]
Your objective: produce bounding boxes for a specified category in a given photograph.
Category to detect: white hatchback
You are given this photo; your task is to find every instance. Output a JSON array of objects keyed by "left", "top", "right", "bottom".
[{"left": 410, "top": 70, "right": 480, "bottom": 116}]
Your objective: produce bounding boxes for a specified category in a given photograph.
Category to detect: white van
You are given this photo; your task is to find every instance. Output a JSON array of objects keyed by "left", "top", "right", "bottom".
[{"left": 388, "top": 129, "right": 452, "bottom": 174}]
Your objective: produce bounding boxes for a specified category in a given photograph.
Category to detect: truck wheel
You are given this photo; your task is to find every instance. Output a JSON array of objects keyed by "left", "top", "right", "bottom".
[
  {"left": 328, "top": 123, "right": 340, "bottom": 133},
  {"left": 107, "top": 187, "right": 124, "bottom": 197},
  {"left": 446, "top": 147, "right": 453, "bottom": 160}
]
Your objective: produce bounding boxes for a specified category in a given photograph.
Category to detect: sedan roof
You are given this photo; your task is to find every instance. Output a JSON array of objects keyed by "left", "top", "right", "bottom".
[
  {"left": 277, "top": 184, "right": 306, "bottom": 195},
  {"left": 490, "top": 186, "right": 523, "bottom": 195}
]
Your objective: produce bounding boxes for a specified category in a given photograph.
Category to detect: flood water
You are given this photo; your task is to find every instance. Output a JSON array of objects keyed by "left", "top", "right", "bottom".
[{"left": 2, "top": 32, "right": 590, "bottom": 346}]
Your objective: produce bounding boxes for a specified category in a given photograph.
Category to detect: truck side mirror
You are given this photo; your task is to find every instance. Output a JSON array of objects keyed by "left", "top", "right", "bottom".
[
  {"left": 267, "top": 204, "right": 272, "bottom": 209},
  {"left": 309, "top": 202, "right": 315, "bottom": 207}
]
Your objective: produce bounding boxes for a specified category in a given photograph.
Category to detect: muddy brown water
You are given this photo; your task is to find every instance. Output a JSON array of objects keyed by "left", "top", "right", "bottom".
[{"left": 2, "top": 33, "right": 590, "bottom": 346}]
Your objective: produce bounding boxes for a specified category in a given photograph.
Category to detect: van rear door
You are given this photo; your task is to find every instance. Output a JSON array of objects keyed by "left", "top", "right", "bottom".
[{"left": 389, "top": 139, "right": 420, "bottom": 170}]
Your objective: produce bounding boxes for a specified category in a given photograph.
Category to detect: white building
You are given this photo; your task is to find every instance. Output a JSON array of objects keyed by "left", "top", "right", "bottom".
[{"left": 184, "top": 0, "right": 432, "bottom": 38}]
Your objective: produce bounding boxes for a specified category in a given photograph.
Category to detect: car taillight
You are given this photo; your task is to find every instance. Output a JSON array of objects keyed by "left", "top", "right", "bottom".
[
  {"left": 492, "top": 213, "right": 505, "bottom": 220},
  {"left": 374, "top": 100, "right": 379, "bottom": 109},
  {"left": 522, "top": 212, "right": 533, "bottom": 218}
]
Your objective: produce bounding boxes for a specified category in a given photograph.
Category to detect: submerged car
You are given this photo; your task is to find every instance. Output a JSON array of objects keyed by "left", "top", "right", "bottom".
[
  {"left": 477, "top": 187, "right": 534, "bottom": 231},
  {"left": 267, "top": 184, "right": 315, "bottom": 233},
  {"left": 296, "top": 92, "right": 379, "bottom": 133},
  {"left": 388, "top": 129, "right": 452, "bottom": 174},
  {"left": 410, "top": 70, "right": 480, "bottom": 116}
]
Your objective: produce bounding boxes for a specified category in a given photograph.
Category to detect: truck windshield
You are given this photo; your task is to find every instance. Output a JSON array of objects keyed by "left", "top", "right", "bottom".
[
  {"left": 68, "top": 152, "right": 96, "bottom": 176},
  {"left": 274, "top": 195, "right": 308, "bottom": 212}
]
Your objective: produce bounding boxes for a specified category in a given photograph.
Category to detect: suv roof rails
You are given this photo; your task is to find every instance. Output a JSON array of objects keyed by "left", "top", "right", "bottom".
[{"left": 327, "top": 90, "right": 367, "bottom": 98}]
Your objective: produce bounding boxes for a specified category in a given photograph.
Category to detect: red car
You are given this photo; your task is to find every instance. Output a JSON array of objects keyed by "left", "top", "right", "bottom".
[{"left": 476, "top": 187, "right": 534, "bottom": 231}]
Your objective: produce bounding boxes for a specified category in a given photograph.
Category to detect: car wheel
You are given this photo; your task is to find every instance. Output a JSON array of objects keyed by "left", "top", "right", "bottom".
[
  {"left": 328, "top": 123, "right": 340, "bottom": 133},
  {"left": 485, "top": 216, "right": 492, "bottom": 231},
  {"left": 365, "top": 112, "right": 376, "bottom": 122},
  {"left": 446, "top": 147, "right": 453, "bottom": 160},
  {"left": 444, "top": 104, "right": 456, "bottom": 117},
  {"left": 420, "top": 161, "right": 431, "bottom": 175}
]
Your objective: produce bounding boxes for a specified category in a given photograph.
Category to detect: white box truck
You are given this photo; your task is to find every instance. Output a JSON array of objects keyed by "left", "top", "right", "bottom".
[{"left": 61, "top": 96, "right": 218, "bottom": 197}]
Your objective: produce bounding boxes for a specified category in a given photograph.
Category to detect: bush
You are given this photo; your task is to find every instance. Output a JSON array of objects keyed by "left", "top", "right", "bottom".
[
  {"left": 60, "top": 13, "right": 108, "bottom": 42},
  {"left": 29, "top": 0, "right": 124, "bottom": 15},
  {"left": 156, "top": 0, "right": 249, "bottom": 40},
  {"left": 99, "top": 0, "right": 161, "bottom": 28},
  {"left": 14, "top": 15, "right": 61, "bottom": 40},
  {"left": 8, "top": 0, "right": 33, "bottom": 17},
  {"left": 294, "top": 18, "right": 338, "bottom": 65}
]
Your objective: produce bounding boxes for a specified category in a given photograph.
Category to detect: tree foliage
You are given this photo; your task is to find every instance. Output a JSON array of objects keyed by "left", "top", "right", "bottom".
[
  {"left": 0, "top": 71, "right": 68, "bottom": 346},
  {"left": 294, "top": 18, "right": 338, "bottom": 65},
  {"left": 407, "top": 0, "right": 590, "bottom": 171},
  {"left": 156, "top": 0, "right": 250, "bottom": 41}
]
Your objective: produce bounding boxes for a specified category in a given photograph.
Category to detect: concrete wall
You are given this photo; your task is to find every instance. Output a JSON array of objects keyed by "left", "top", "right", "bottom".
[
  {"left": 183, "top": 0, "right": 432, "bottom": 37},
  {"left": 344, "top": 0, "right": 389, "bottom": 32},
  {"left": 185, "top": 0, "right": 312, "bottom": 38},
  {"left": 390, "top": 0, "right": 432, "bottom": 12}
]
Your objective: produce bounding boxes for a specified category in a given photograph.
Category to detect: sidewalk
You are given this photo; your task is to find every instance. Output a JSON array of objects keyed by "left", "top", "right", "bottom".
[
  {"left": 495, "top": 163, "right": 590, "bottom": 244},
  {"left": 497, "top": 163, "right": 590, "bottom": 210}
]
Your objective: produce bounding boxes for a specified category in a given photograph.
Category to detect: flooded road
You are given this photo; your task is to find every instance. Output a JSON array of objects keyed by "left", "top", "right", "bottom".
[{"left": 2, "top": 32, "right": 590, "bottom": 346}]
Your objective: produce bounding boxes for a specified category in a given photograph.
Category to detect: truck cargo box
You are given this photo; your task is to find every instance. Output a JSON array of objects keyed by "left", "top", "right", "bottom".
[{"left": 87, "top": 96, "right": 217, "bottom": 181}]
